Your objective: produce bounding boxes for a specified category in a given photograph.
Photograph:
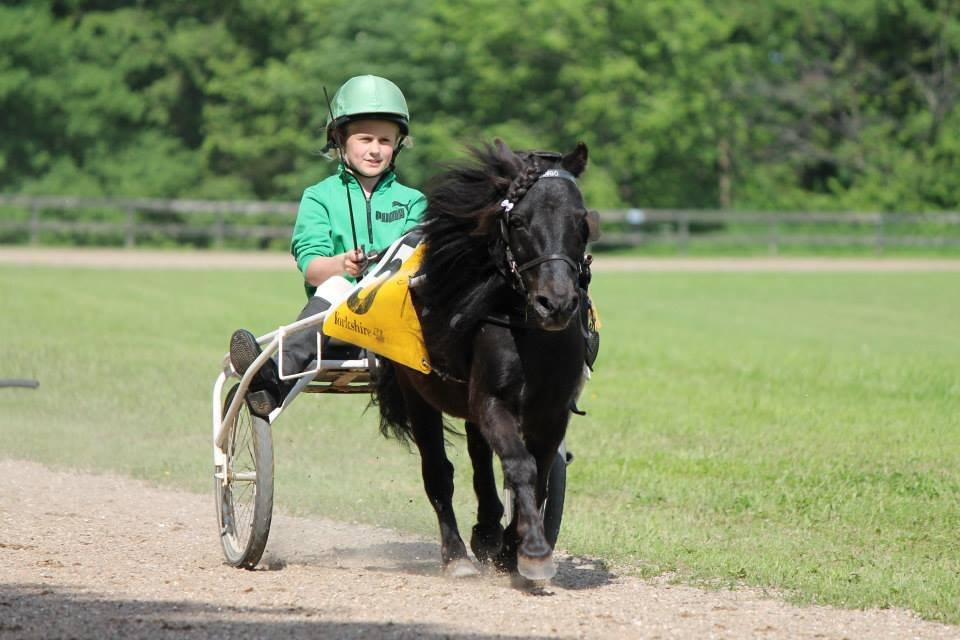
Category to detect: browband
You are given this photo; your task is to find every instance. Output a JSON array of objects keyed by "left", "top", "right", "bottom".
[{"left": 539, "top": 168, "right": 578, "bottom": 183}]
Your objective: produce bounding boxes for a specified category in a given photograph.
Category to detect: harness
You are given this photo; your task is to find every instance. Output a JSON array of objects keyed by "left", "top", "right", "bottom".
[
  {"left": 426, "top": 158, "right": 599, "bottom": 384},
  {"left": 487, "top": 161, "right": 601, "bottom": 412},
  {"left": 490, "top": 165, "right": 594, "bottom": 332}
]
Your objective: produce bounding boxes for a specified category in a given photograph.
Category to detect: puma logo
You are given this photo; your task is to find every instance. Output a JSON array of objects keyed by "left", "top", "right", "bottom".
[{"left": 376, "top": 200, "right": 411, "bottom": 223}]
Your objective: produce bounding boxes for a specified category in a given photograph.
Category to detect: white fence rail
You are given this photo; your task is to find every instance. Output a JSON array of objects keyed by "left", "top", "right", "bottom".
[
  {"left": 0, "top": 195, "right": 297, "bottom": 248},
  {"left": 2, "top": 195, "right": 959, "bottom": 254},
  {"left": 598, "top": 208, "right": 960, "bottom": 253}
]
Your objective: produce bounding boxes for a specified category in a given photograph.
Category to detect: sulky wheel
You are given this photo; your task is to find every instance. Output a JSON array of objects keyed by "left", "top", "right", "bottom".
[
  {"left": 542, "top": 449, "right": 567, "bottom": 548},
  {"left": 215, "top": 383, "right": 274, "bottom": 568},
  {"left": 504, "top": 447, "right": 568, "bottom": 549}
]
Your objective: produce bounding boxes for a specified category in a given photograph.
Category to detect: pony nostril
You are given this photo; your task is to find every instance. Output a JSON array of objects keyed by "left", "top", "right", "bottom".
[
  {"left": 535, "top": 295, "right": 555, "bottom": 314},
  {"left": 568, "top": 293, "right": 580, "bottom": 314}
]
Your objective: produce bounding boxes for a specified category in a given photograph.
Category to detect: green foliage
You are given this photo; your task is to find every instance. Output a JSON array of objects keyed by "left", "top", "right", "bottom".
[{"left": 1, "top": 1, "right": 958, "bottom": 211}]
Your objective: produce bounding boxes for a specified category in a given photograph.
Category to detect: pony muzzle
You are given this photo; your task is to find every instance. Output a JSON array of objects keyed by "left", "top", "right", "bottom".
[{"left": 529, "top": 286, "right": 580, "bottom": 330}]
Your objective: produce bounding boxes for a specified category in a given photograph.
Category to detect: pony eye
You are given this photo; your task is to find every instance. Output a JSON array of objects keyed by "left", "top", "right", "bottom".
[{"left": 508, "top": 215, "right": 526, "bottom": 230}]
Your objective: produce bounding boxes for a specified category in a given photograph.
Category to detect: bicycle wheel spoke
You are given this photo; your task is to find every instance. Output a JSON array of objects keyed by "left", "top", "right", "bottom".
[{"left": 216, "top": 383, "right": 273, "bottom": 568}]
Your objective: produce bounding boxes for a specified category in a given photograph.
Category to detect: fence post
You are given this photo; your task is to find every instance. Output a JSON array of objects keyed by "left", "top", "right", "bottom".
[
  {"left": 125, "top": 207, "right": 136, "bottom": 248},
  {"left": 213, "top": 211, "right": 227, "bottom": 249},
  {"left": 213, "top": 211, "right": 225, "bottom": 248},
  {"left": 29, "top": 204, "right": 40, "bottom": 245},
  {"left": 768, "top": 214, "right": 780, "bottom": 255},
  {"left": 678, "top": 211, "right": 689, "bottom": 255},
  {"left": 874, "top": 213, "right": 885, "bottom": 256}
]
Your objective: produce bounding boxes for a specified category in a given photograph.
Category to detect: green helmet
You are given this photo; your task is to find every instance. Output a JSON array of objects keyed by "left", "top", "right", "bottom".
[{"left": 326, "top": 75, "right": 410, "bottom": 143}]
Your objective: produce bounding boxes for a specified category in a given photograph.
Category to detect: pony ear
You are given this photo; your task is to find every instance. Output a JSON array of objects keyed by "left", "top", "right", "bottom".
[
  {"left": 561, "top": 142, "right": 588, "bottom": 177},
  {"left": 586, "top": 209, "right": 601, "bottom": 241},
  {"left": 492, "top": 138, "right": 520, "bottom": 177}
]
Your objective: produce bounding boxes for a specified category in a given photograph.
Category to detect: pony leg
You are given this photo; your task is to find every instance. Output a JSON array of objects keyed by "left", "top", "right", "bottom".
[
  {"left": 405, "top": 393, "right": 478, "bottom": 578},
  {"left": 465, "top": 421, "right": 504, "bottom": 563},
  {"left": 475, "top": 403, "right": 556, "bottom": 580}
]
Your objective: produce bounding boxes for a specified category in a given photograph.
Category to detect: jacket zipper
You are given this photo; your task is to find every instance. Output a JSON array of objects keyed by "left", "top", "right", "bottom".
[
  {"left": 345, "top": 169, "right": 385, "bottom": 251},
  {"left": 364, "top": 194, "right": 374, "bottom": 246},
  {"left": 364, "top": 174, "right": 386, "bottom": 247}
]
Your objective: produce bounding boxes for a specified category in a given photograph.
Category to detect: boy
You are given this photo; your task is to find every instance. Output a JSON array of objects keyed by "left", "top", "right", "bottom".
[{"left": 229, "top": 75, "right": 426, "bottom": 417}]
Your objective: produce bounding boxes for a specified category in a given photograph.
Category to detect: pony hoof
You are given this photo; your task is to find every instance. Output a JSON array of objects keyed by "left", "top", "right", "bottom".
[
  {"left": 517, "top": 554, "right": 556, "bottom": 581},
  {"left": 509, "top": 574, "right": 552, "bottom": 592},
  {"left": 444, "top": 558, "right": 481, "bottom": 579},
  {"left": 492, "top": 553, "right": 517, "bottom": 575},
  {"left": 470, "top": 524, "right": 504, "bottom": 563}
]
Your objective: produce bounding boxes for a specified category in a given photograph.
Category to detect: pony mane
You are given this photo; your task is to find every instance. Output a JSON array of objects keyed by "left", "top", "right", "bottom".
[{"left": 414, "top": 143, "right": 536, "bottom": 372}]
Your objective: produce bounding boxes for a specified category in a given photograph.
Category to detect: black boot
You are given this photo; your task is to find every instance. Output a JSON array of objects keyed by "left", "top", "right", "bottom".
[{"left": 229, "top": 329, "right": 283, "bottom": 418}]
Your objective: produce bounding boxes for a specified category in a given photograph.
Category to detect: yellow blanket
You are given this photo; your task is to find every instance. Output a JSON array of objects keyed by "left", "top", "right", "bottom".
[{"left": 322, "top": 243, "right": 431, "bottom": 374}]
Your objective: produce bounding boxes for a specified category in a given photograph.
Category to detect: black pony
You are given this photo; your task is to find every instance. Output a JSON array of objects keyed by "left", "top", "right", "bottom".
[{"left": 375, "top": 140, "right": 597, "bottom": 580}]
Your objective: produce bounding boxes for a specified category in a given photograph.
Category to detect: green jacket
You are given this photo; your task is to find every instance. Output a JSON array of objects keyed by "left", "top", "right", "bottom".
[{"left": 290, "top": 165, "right": 426, "bottom": 296}]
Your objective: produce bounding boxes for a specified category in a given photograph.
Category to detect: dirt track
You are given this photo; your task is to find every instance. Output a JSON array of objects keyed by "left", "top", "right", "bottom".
[{"left": 1, "top": 460, "right": 957, "bottom": 640}]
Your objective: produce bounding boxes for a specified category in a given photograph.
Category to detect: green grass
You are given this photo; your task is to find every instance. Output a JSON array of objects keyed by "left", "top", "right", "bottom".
[
  {"left": 574, "top": 272, "right": 960, "bottom": 621},
  {"left": 1, "top": 266, "right": 958, "bottom": 623}
]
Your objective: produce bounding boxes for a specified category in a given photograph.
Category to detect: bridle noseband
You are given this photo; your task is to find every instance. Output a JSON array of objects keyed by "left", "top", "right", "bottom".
[{"left": 497, "top": 167, "right": 584, "bottom": 297}]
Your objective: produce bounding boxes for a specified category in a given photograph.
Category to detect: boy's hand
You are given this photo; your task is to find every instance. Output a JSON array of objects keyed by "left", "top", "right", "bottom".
[{"left": 341, "top": 248, "right": 368, "bottom": 278}]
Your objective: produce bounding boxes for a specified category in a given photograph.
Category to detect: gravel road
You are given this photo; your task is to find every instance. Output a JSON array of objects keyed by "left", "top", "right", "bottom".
[{"left": 1, "top": 460, "right": 957, "bottom": 640}]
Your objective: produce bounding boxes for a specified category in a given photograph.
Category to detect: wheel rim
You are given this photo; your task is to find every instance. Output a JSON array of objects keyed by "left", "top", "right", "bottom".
[{"left": 221, "top": 401, "right": 258, "bottom": 556}]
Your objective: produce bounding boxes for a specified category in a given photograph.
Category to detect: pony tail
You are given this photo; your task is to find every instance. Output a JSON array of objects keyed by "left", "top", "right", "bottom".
[{"left": 371, "top": 359, "right": 415, "bottom": 446}]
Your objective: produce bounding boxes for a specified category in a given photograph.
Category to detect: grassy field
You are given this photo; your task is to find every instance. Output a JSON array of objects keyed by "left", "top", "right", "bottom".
[{"left": 1, "top": 265, "right": 958, "bottom": 623}]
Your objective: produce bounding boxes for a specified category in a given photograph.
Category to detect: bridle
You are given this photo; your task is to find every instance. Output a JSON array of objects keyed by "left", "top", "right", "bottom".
[
  {"left": 496, "top": 167, "right": 585, "bottom": 297},
  {"left": 429, "top": 155, "right": 596, "bottom": 382}
]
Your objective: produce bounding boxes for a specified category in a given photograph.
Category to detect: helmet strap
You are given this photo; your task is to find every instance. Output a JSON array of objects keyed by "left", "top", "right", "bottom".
[{"left": 388, "top": 135, "right": 407, "bottom": 171}]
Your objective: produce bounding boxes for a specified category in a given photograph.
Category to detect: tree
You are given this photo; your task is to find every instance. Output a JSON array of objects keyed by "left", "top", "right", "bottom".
[{"left": 1, "top": 0, "right": 957, "bottom": 213}]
